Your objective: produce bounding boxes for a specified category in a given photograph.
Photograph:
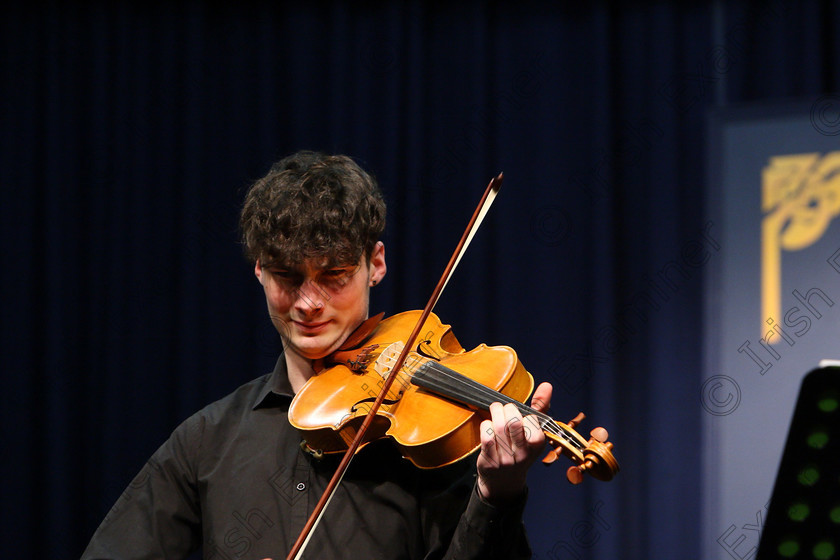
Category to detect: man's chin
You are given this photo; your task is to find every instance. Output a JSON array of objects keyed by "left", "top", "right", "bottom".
[{"left": 290, "top": 336, "right": 340, "bottom": 361}]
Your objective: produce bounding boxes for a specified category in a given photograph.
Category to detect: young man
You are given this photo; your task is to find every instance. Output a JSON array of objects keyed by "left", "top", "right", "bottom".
[{"left": 82, "top": 151, "right": 552, "bottom": 559}]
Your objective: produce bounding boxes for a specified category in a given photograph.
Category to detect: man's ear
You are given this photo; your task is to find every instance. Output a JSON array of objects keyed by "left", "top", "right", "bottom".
[
  {"left": 254, "top": 259, "right": 265, "bottom": 284},
  {"left": 369, "top": 242, "right": 387, "bottom": 286}
]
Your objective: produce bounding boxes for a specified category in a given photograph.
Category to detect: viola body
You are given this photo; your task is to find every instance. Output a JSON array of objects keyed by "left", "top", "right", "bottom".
[{"left": 288, "top": 310, "right": 534, "bottom": 468}]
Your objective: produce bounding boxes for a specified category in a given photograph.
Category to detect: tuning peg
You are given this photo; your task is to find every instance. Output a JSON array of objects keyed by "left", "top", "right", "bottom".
[
  {"left": 542, "top": 448, "right": 561, "bottom": 465},
  {"left": 567, "top": 458, "right": 599, "bottom": 484},
  {"left": 566, "top": 466, "right": 584, "bottom": 484},
  {"left": 566, "top": 412, "right": 585, "bottom": 429},
  {"left": 590, "top": 427, "right": 608, "bottom": 443}
]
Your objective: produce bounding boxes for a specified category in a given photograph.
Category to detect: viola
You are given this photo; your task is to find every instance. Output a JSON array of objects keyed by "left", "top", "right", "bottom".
[
  {"left": 289, "top": 310, "right": 619, "bottom": 482},
  {"left": 284, "top": 173, "right": 618, "bottom": 560}
]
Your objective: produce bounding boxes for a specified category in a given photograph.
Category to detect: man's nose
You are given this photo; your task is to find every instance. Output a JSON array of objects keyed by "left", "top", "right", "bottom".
[{"left": 294, "top": 279, "right": 326, "bottom": 313}]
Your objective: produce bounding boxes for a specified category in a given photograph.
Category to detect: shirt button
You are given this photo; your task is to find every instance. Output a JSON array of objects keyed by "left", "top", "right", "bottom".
[{"left": 296, "top": 482, "right": 306, "bottom": 491}]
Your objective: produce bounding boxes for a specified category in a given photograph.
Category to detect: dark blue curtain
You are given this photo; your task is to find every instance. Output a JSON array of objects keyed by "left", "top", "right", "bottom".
[{"left": 2, "top": 1, "right": 837, "bottom": 558}]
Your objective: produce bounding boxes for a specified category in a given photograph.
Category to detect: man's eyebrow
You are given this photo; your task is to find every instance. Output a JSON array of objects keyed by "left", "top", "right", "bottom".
[{"left": 263, "top": 262, "right": 295, "bottom": 271}]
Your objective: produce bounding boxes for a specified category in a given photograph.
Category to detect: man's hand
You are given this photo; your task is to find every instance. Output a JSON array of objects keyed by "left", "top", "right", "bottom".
[{"left": 475, "top": 382, "right": 553, "bottom": 505}]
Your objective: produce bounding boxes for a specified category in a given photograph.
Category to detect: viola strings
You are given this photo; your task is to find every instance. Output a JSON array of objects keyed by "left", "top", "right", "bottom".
[{"left": 373, "top": 346, "right": 585, "bottom": 454}]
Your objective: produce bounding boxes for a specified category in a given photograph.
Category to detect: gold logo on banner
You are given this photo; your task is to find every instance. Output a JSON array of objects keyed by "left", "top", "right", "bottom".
[{"left": 762, "top": 151, "right": 840, "bottom": 340}]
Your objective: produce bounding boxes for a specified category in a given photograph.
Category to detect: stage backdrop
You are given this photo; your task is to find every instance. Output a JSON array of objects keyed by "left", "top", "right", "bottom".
[
  {"left": 1, "top": 3, "right": 839, "bottom": 560},
  {"left": 703, "top": 102, "right": 840, "bottom": 560}
]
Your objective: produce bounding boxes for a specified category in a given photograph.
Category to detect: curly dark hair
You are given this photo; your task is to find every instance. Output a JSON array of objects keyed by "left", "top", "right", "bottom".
[{"left": 239, "top": 151, "right": 386, "bottom": 268}]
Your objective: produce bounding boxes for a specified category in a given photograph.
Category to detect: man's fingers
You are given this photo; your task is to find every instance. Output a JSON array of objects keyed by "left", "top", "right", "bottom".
[
  {"left": 490, "top": 402, "right": 507, "bottom": 441},
  {"left": 522, "top": 413, "right": 545, "bottom": 446},
  {"left": 476, "top": 398, "right": 550, "bottom": 504},
  {"left": 503, "top": 403, "right": 527, "bottom": 452},
  {"left": 530, "top": 382, "right": 553, "bottom": 413}
]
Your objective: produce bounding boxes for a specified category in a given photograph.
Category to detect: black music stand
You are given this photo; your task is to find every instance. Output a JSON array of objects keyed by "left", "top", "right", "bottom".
[{"left": 756, "top": 362, "right": 840, "bottom": 559}]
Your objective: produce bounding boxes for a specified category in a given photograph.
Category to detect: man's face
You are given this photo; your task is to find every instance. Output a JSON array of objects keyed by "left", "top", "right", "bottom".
[{"left": 255, "top": 242, "right": 386, "bottom": 361}]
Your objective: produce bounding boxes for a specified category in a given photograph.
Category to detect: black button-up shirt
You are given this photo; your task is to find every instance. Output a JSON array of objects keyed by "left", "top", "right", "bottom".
[{"left": 82, "top": 357, "right": 532, "bottom": 559}]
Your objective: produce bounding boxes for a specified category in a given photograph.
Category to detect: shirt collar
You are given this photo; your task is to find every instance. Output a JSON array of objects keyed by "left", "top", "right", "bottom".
[{"left": 253, "top": 353, "right": 294, "bottom": 410}]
